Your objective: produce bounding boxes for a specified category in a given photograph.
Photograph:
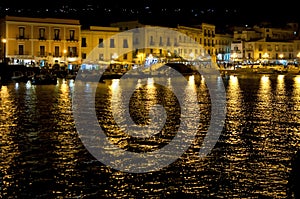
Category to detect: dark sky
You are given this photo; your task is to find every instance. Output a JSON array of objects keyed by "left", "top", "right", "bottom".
[{"left": 1, "top": 0, "right": 299, "bottom": 26}]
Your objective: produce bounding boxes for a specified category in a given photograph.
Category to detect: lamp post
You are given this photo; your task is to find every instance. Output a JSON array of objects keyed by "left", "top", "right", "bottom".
[
  {"left": 1, "top": 38, "right": 6, "bottom": 63},
  {"left": 262, "top": 52, "right": 269, "bottom": 65},
  {"left": 231, "top": 52, "right": 237, "bottom": 70},
  {"left": 297, "top": 52, "right": 300, "bottom": 65},
  {"left": 63, "top": 49, "right": 67, "bottom": 68}
]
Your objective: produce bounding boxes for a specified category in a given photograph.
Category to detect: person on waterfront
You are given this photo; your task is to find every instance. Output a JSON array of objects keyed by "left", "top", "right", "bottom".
[{"left": 287, "top": 149, "right": 300, "bottom": 198}]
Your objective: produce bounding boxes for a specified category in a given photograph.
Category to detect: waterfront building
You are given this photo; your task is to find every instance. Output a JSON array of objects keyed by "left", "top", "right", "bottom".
[
  {"left": 231, "top": 22, "right": 300, "bottom": 65},
  {"left": 176, "top": 24, "right": 232, "bottom": 63},
  {"left": 110, "top": 20, "right": 181, "bottom": 65},
  {"left": 110, "top": 20, "right": 233, "bottom": 66},
  {"left": 214, "top": 32, "right": 232, "bottom": 63},
  {"left": 0, "top": 15, "right": 81, "bottom": 68},
  {"left": 80, "top": 25, "right": 133, "bottom": 71}
]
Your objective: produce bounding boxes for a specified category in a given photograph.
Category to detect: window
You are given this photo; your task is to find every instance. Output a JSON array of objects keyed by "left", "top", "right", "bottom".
[
  {"left": 39, "top": 28, "right": 45, "bottom": 40},
  {"left": 167, "top": 37, "right": 171, "bottom": 46},
  {"left": 110, "top": 39, "right": 115, "bottom": 48},
  {"left": 54, "top": 29, "right": 60, "bottom": 40},
  {"left": 19, "top": 27, "right": 25, "bottom": 39},
  {"left": 18, "top": 45, "right": 24, "bottom": 55},
  {"left": 82, "top": 53, "right": 87, "bottom": 59},
  {"left": 40, "top": 46, "right": 45, "bottom": 56},
  {"left": 54, "top": 46, "right": 60, "bottom": 57},
  {"left": 69, "top": 30, "right": 75, "bottom": 40},
  {"left": 134, "top": 37, "right": 139, "bottom": 45},
  {"left": 150, "top": 36, "right": 154, "bottom": 45},
  {"left": 283, "top": 45, "right": 287, "bottom": 52},
  {"left": 82, "top": 38, "right": 87, "bottom": 47},
  {"left": 123, "top": 54, "right": 127, "bottom": 60},
  {"left": 68, "top": 47, "right": 77, "bottom": 57},
  {"left": 98, "top": 38, "right": 104, "bottom": 48},
  {"left": 99, "top": 54, "right": 104, "bottom": 61},
  {"left": 159, "top": 37, "right": 163, "bottom": 46},
  {"left": 123, "top": 39, "right": 128, "bottom": 48}
]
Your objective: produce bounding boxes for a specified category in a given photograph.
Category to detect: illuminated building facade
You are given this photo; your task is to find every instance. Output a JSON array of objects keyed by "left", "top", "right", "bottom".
[
  {"left": 80, "top": 26, "right": 133, "bottom": 71},
  {"left": 0, "top": 15, "right": 81, "bottom": 67},
  {"left": 231, "top": 23, "right": 300, "bottom": 64}
]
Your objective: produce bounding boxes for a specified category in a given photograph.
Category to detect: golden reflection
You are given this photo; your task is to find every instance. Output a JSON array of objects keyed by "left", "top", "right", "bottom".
[
  {"left": 111, "top": 79, "right": 120, "bottom": 91},
  {"left": 0, "top": 85, "right": 20, "bottom": 190},
  {"left": 183, "top": 75, "right": 198, "bottom": 137},
  {"left": 147, "top": 77, "right": 154, "bottom": 87},
  {"left": 292, "top": 75, "right": 300, "bottom": 123},
  {"left": 276, "top": 75, "right": 286, "bottom": 101},
  {"left": 227, "top": 75, "right": 241, "bottom": 106},
  {"left": 226, "top": 75, "right": 243, "bottom": 144},
  {"left": 294, "top": 75, "right": 300, "bottom": 86},
  {"left": 188, "top": 75, "right": 195, "bottom": 85},
  {"left": 54, "top": 81, "right": 77, "bottom": 179},
  {"left": 257, "top": 75, "right": 271, "bottom": 117}
]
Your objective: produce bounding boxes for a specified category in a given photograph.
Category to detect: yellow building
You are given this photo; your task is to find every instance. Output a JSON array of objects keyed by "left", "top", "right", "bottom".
[
  {"left": 0, "top": 15, "right": 81, "bottom": 68},
  {"left": 80, "top": 26, "right": 133, "bottom": 71},
  {"left": 111, "top": 21, "right": 211, "bottom": 64},
  {"left": 232, "top": 23, "right": 300, "bottom": 64}
]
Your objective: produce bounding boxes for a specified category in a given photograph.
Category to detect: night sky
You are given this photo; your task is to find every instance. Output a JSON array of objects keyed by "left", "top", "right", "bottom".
[{"left": 0, "top": 0, "right": 299, "bottom": 27}]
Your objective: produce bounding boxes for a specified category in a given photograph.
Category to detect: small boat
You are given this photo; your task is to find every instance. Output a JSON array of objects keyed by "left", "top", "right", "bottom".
[
  {"left": 31, "top": 74, "right": 57, "bottom": 85},
  {"left": 11, "top": 71, "right": 28, "bottom": 82}
]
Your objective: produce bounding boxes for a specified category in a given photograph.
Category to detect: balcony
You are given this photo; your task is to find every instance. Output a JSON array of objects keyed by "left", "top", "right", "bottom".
[
  {"left": 66, "top": 38, "right": 79, "bottom": 42},
  {"left": 37, "top": 52, "right": 48, "bottom": 57},
  {"left": 16, "top": 35, "right": 29, "bottom": 40},
  {"left": 39, "top": 37, "right": 47, "bottom": 41},
  {"left": 66, "top": 52, "right": 79, "bottom": 57},
  {"left": 53, "top": 53, "right": 62, "bottom": 57}
]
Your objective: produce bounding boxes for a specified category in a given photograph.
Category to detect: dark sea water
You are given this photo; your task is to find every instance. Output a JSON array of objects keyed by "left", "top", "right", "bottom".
[{"left": 1, "top": 74, "right": 300, "bottom": 198}]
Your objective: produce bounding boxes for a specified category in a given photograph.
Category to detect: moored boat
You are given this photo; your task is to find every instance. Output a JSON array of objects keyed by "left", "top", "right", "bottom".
[{"left": 31, "top": 74, "right": 57, "bottom": 85}]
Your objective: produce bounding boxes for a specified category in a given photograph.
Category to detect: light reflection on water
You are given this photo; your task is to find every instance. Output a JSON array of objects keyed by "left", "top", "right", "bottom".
[{"left": 1, "top": 74, "right": 300, "bottom": 198}]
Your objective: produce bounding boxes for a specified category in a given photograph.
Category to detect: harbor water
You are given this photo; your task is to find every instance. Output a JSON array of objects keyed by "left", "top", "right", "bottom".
[{"left": 1, "top": 73, "right": 300, "bottom": 198}]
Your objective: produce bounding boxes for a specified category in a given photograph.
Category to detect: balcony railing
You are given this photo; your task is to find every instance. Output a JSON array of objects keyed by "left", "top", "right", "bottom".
[
  {"left": 14, "top": 51, "right": 30, "bottom": 55},
  {"left": 66, "top": 38, "right": 79, "bottom": 42},
  {"left": 37, "top": 52, "right": 48, "bottom": 57},
  {"left": 16, "top": 35, "right": 30, "bottom": 40},
  {"left": 67, "top": 52, "right": 79, "bottom": 57},
  {"left": 53, "top": 53, "right": 62, "bottom": 57}
]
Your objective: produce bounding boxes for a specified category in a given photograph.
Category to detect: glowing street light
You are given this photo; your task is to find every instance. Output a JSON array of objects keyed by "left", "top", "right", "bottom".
[
  {"left": 231, "top": 52, "right": 238, "bottom": 69},
  {"left": 262, "top": 52, "right": 269, "bottom": 59},
  {"left": 63, "top": 49, "right": 67, "bottom": 65},
  {"left": 279, "top": 54, "right": 284, "bottom": 59}
]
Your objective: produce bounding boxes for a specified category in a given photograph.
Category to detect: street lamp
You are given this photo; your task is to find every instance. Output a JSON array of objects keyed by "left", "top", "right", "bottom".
[
  {"left": 231, "top": 52, "right": 237, "bottom": 69},
  {"left": 262, "top": 52, "right": 269, "bottom": 65},
  {"left": 63, "top": 49, "right": 67, "bottom": 65},
  {"left": 1, "top": 38, "right": 6, "bottom": 63}
]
